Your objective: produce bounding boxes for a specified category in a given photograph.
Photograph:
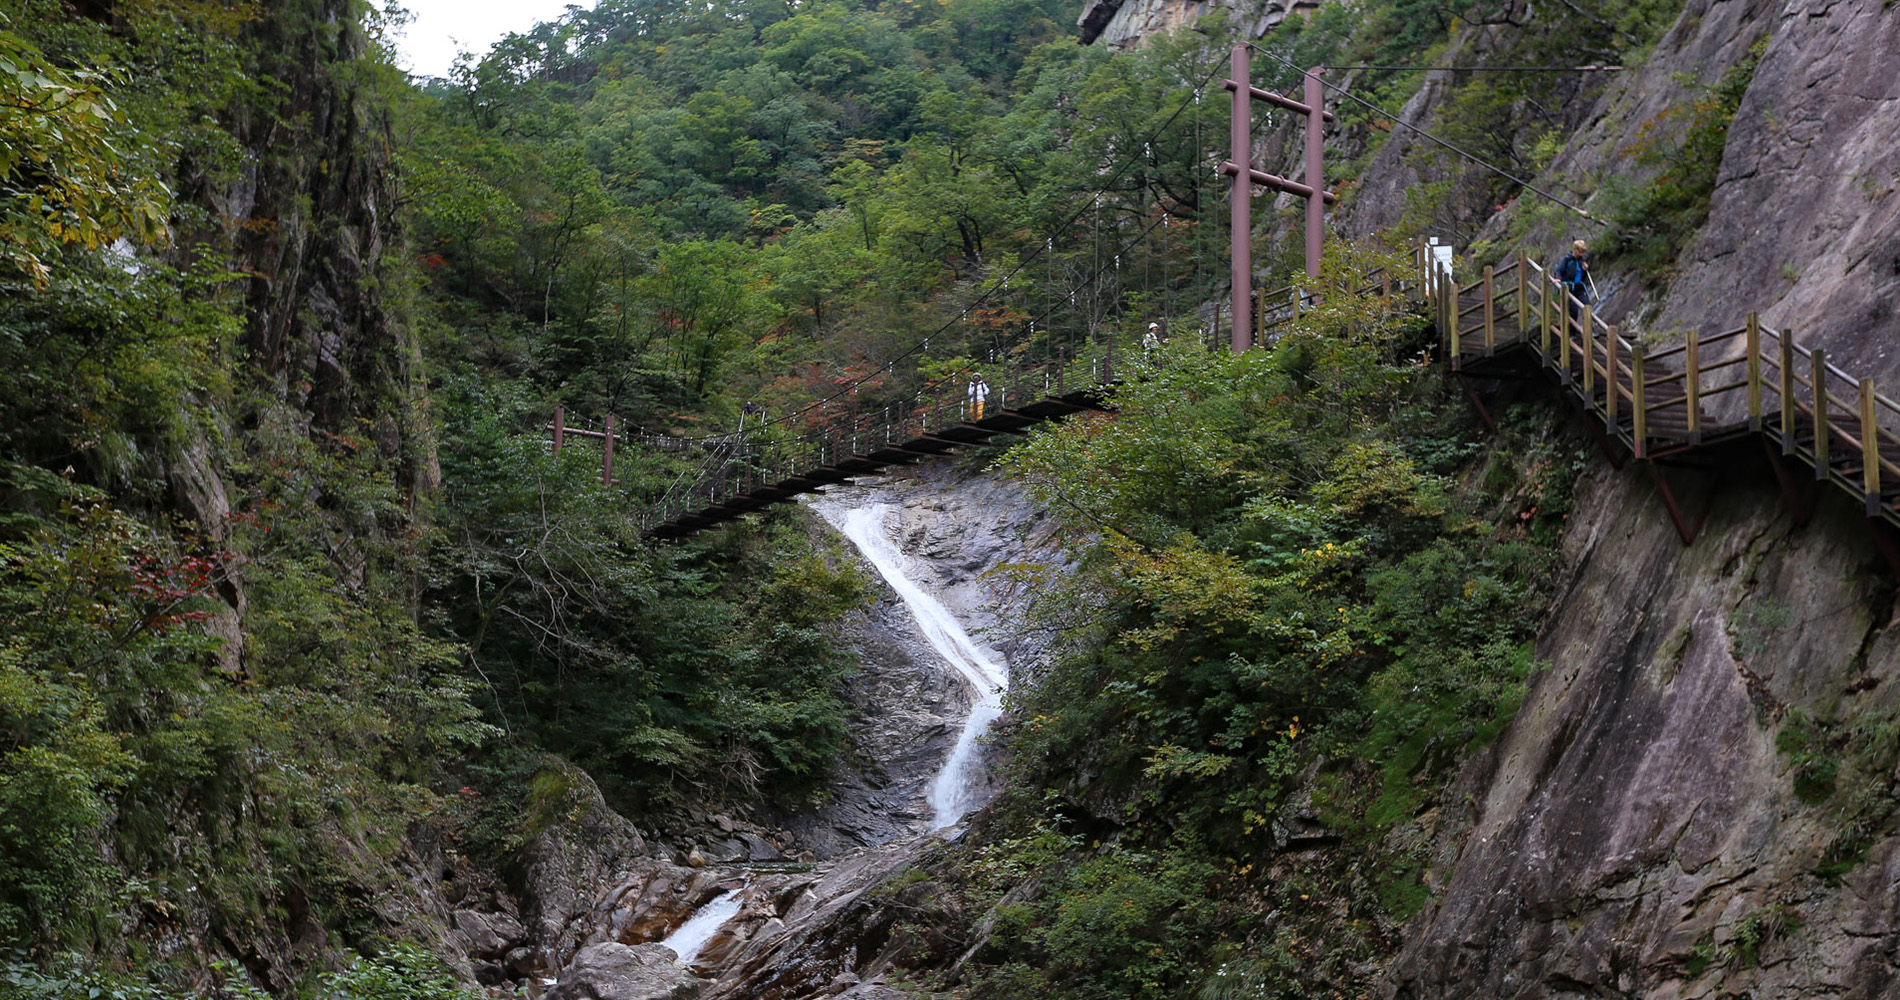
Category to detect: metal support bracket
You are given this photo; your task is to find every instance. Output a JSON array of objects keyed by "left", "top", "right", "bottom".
[
  {"left": 1648, "top": 462, "right": 1716, "bottom": 546},
  {"left": 1761, "top": 435, "right": 1818, "bottom": 527},
  {"left": 1456, "top": 372, "right": 1499, "bottom": 434}
]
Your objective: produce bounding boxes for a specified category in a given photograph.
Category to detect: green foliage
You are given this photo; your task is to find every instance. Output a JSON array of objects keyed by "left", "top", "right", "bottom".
[
  {"left": 428, "top": 377, "right": 866, "bottom": 813},
  {"left": 313, "top": 945, "right": 487, "bottom": 1000},
  {"left": 1776, "top": 709, "right": 1838, "bottom": 805},
  {"left": 1598, "top": 36, "right": 1766, "bottom": 281},
  {"left": 0, "top": 945, "right": 481, "bottom": 1000},
  {"left": 1727, "top": 904, "right": 1798, "bottom": 969},
  {"left": 0, "top": 25, "right": 169, "bottom": 285}
]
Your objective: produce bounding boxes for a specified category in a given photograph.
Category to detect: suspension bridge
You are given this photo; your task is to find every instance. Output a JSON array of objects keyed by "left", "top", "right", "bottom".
[{"left": 542, "top": 40, "right": 1900, "bottom": 553}]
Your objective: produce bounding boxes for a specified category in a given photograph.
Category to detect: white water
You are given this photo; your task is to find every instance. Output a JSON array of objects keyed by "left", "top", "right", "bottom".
[
  {"left": 815, "top": 500, "right": 1009, "bottom": 830},
  {"left": 659, "top": 889, "right": 743, "bottom": 965}
]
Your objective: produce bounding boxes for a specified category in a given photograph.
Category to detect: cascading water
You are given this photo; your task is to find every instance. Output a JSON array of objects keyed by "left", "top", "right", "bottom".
[
  {"left": 659, "top": 889, "right": 744, "bottom": 965},
  {"left": 814, "top": 499, "right": 1010, "bottom": 829}
]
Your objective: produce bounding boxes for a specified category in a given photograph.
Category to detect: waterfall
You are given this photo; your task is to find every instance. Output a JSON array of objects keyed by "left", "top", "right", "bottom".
[
  {"left": 659, "top": 889, "right": 744, "bottom": 965},
  {"left": 815, "top": 500, "right": 1009, "bottom": 829}
]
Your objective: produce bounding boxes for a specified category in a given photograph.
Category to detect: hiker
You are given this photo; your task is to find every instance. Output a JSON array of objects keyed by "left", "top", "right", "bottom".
[
  {"left": 1143, "top": 322, "right": 1162, "bottom": 360},
  {"left": 1555, "top": 239, "right": 1591, "bottom": 320},
  {"left": 969, "top": 374, "right": 989, "bottom": 421}
]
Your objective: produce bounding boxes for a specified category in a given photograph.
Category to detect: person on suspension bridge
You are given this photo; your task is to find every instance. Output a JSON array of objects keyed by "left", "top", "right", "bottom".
[
  {"left": 1555, "top": 239, "right": 1592, "bottom": 319},
  {"left": 1143, "top": 322, "right": 1162, "bottom": 361},
  {"left": 968, "top": 374, "right": 990, "bottom": 421}
]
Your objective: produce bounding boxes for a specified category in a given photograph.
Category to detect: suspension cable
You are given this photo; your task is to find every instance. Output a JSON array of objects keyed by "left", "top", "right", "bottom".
[
  {"left": 1246, "top": 41, "right": 1595, "bottom": 219},
  {"left": 654, "top": 49, "right": 1232, "bottom": 451}
]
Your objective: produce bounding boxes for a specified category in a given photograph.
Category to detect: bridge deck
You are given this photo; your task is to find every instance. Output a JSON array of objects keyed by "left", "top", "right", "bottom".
[
  {"left": 1441, "top": 254, "right": 1900, "bottom": 529},
  {"left": 646, "top": 387, "right": 1108, "bottom": 539}
]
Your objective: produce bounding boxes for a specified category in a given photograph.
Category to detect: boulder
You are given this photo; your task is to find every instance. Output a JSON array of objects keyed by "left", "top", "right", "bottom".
[
  {"left": 452, "top": 908, "right": 527, "bottom": 959},
  {"left": 545, "top": 943, "right": 699, "bottom": 1000}
]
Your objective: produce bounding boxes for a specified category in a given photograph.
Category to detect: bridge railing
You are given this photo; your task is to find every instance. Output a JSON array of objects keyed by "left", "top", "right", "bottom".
[
  {"left": 581, "top": 334, "right": 1129, "bottom": 534},
  {"left": 1443, "top": 248, "right": 1899, "bottom": 524}
]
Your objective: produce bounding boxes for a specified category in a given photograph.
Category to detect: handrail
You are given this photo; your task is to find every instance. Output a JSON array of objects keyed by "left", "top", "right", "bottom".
[{"left": 1447, "top": 242, "right": 1898, "bottom": 527}]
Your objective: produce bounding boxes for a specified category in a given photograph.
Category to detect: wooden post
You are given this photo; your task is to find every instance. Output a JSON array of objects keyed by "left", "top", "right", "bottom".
[
  {"left": 1813, "top": 348, "right": 1829, "bottom": 480},
  {"left": 602, "top": 413, "right": 615, "bottom": 486},
  {"left": 1445, "top": 272, "right": 1460, "bottom": 367},
  {"left": 1558, "top": 295, "right": 1571, "bottom": 385},
  {"left": 552, "top": 405, "right": 565, "bottom": 456},
  {"left": 1861, "top": 377, "right": 1880, "bottom": 515},
  {"left": 1780, "top": 328, "right": 1797, "bottom": 456},
  {"left": 1483, "top": 265, "right": 1495, "bottom": 354},
  {"left": 1580, "top": 304, "right": 1594, "bottom": 398},
  {"left": 1632, "top": 344, "right": 1648, "bottom": 458},
  {"left": 1516, "top": 250, "right": 1529, "bottom": 334},
  {"left": 1606, "top": 326, "right": 1620, "bottom": 432},
  {"left": 1745, "top": 313, "right": 1762, "bottom": 431},
  {"left": 1540, "top": 272, "right": 1553, "bottom": 360},
  {"left": 1439, "top": 273, "right": 1451, "bottom": 339},
  {"left": 1686, "top": 330, "right": 1701, "bottom": 444}
]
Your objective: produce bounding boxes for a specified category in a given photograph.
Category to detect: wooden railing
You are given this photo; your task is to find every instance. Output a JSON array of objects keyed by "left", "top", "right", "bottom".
[
  {"left": 547, "top": 338, "right": 1125, "bottom": 536},
  {"left": 1433, "top": 248, "right": 1900, "bottom": 525}
]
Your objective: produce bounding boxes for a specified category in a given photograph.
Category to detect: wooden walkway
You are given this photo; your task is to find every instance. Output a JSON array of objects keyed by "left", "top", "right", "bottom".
[
  {"left": 1431, "top": 252, "right": 1900, "bottom": 536},
  {"left": 640, "top": 348, "right": 1118, "bottom": 538},
  {"left": 549, "top": 244, "right": 1896, "bottom": 546}
]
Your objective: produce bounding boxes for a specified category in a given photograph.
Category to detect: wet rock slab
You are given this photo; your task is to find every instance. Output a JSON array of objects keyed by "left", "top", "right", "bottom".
[{"left": 544, "top": 942, "right": 699, "bottom": 1000}]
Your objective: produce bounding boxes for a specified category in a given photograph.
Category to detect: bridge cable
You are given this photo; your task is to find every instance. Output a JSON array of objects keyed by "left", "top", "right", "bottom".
[
  {"left": 652, "top": 48, "right": 1232, "bottom": 455},
  {"left": 651, "top": 53, "right": 1234, "bottom": 510},
  {"left": 1245, "top": 42, "right": 1595, "bottom": 219}
]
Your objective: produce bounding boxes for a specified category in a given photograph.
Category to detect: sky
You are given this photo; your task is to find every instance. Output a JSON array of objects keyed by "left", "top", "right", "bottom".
[{"left": 391, "top": 0, "right": 596, "bottom": 79}]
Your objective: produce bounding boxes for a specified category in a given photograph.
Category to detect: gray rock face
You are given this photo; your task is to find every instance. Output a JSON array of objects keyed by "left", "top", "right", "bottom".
[
  {"left": 514, "top": 760, "right": 650, "bottom": 970},
  {"left": 545, "top": 943, "right": 699, "bottom": 1000},
  {"left": 1076, "top": 0, "right": 1320, "bottom": 51},
  {"left": 451, "top": 908, "right": 527, "bottom": 960},
  {"left": 1653, "top": 0, "right": 1900, "bottom": 388},
  {"left": 1387, "top": 462, "right": 1900, "bottom": 997}
]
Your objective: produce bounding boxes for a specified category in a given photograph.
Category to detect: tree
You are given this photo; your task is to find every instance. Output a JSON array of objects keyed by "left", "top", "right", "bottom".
[{"left": 0, "top": 29, "right": 168, "bottom": 286}]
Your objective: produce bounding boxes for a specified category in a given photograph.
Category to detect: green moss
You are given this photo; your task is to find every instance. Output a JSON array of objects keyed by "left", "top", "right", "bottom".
[{"left": 1599, "top": 36, "right": 1769, "bottom": 283}]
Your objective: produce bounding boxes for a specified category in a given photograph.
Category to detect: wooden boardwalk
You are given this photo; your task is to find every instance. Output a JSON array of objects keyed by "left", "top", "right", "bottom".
[
  {"left": 1432, "top": 252, "right": 1900, "bottom": 537},
  {"left": 639, "top": 347, "right": 1119, "bottom": 539},
  {"left": 548, "top": 244, "right": 1897, "bottom": 546},
  {"left": 645, "top": 386, "right": 1107, "bottom": 539}
]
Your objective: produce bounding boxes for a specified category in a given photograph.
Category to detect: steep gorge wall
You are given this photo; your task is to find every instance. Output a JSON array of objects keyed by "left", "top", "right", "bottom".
[
  {"left": 1093, "top": 1, "right": 1900, "bottom": 995},
  {"left": 1392, "top": 457, "right": 1900, "bottom": 997}
]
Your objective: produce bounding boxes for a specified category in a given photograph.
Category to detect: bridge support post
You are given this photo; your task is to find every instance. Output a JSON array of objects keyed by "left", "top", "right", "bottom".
[
  {"left": 1223, "top": 47, "right": 1333, "bottom": 351},
  {"left": 1303, "top": 66, "right": 1324, "bottom": 282},
  {"left": 1861, "top": 378, "right": 1880, "bottom": 516},
  {"left": 1745, "top": 312, "right": 1762, "bottom": 431},
  {"left": 1229, "top": 44, "right": 1251, "bottom": 355},
  {"left": 1814, "top": 347, "right": 1830, "bottom": 480},
  {"left": 1780, "top": 327, "right": 1798, "bottom": 455},
  {"left": 1631, "top": 344, "right": 1648, "bottom": 458},
  {"left": 602, "top": 413, "right": 615, "bottom": 486},
  {"left": 552, "top": 405, "right": 565, "bottom": 456}
]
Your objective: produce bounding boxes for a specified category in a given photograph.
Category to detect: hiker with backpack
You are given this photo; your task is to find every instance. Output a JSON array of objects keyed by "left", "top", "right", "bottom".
[{"left": 1555, "top": 239, "right": 1593, "bottom": 321}]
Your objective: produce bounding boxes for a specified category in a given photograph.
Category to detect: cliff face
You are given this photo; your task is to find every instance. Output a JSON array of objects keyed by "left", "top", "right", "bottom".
[
  {"left": 1350, "top": 0, "right": 1900, "bottom": 383},
  {"left": 1091, "top": 0, "right": 1900, "bottom": 995},
  {"left": 1074, "top": 0, "right": 1318, "bottom": 50},
  {"left": 1391, "top": 457, "right": 1900, "bottom": 997}
]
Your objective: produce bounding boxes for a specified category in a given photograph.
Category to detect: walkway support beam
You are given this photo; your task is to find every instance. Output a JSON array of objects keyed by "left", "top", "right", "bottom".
[
  {"left": 1226, "top": 47, "right": 1330, "bottom": 353},
  {"left": 1304, "top": 66, "right": 1324, "bottom": 283},
  {"left": 1230, "top": 44, "right": 1251, "bottom": 355}
]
